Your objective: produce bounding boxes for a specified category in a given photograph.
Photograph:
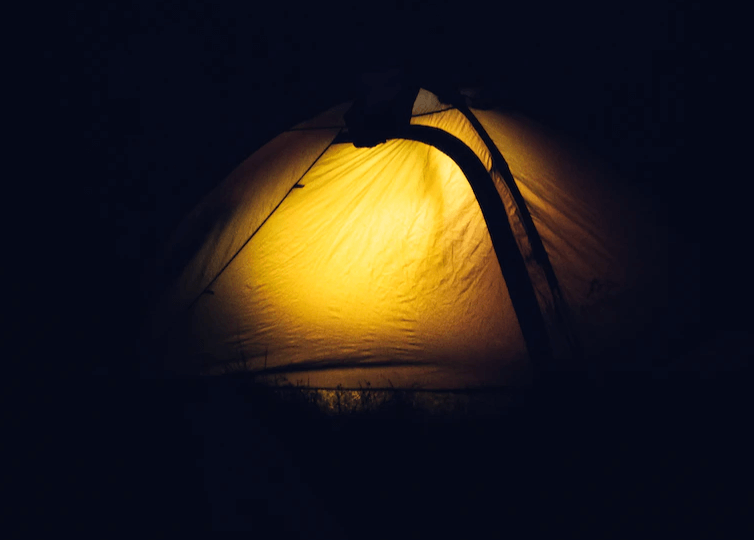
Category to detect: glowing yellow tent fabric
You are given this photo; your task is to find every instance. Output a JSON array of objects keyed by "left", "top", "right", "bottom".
[{"left": 147, "top": 89, "right": 671, "bottom": 388}]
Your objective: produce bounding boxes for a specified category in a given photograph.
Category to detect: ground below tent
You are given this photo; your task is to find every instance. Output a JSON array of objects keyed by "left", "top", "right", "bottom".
[{"left": 15, "top": 332, "right": 752, "bottom": 535}]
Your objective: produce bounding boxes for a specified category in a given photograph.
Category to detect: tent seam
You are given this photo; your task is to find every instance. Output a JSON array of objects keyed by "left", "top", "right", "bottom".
[{"left": 181, "top": 128, "right": 343, "bottom": 316}]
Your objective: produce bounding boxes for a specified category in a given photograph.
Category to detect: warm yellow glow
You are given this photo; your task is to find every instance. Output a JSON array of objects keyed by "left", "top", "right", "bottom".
[
  {"left": 261, "top": 141, "right": 451, "bottom": 329},
  {"left": 190, "top": 139, "right": 527, "bottom": 388},
  {"left": 156, "top": 99, "right": 678, "bottom": 387}
]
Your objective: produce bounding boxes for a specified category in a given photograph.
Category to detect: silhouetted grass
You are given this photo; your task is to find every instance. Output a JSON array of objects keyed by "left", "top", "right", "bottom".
[
  {"left": 208, "top": 367, "right": 529, "bottom": 422},
  {"left": 49, "top": 333, "right": 749, "bottom": 533},
  {"left": 163, "top": 337, "right": 753, "bottom": 534}
]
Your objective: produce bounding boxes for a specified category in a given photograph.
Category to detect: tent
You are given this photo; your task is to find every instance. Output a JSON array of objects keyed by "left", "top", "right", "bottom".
[{"left": 144, "top": 84, "right": 685, "bottom": 388}]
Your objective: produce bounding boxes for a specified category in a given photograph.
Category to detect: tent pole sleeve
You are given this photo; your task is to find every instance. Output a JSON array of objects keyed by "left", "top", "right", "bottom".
[{"left": 458, "top": 104, "right": 582, "bottom": 360}]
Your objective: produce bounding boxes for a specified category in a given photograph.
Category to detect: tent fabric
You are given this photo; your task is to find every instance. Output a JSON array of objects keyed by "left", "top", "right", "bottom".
[
  {"left": 411, "top": 88, "right": 453, "bottom": 116},
  {"left": 168, "top": 139, "right": 529, "bottom": 387},
  {"left": 411, "top": 107, "right": 576, "bottom": 359},
  {"left": 150, "top": 128, "right": 342, "bottom": 340},
  {"left": 471, "top": 110, "right": 671, "bottom": 356},
  {"left": 146, "top": 89, "right": 673, "bottom": 388}
]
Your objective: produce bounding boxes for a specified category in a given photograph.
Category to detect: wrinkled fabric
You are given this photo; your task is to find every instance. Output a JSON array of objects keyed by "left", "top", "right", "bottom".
[
  {"left": 472, "top": 109, "right": 672, "bottom": 356},
  {"left": 149, "top": 89, "right": 675, "bottom": 387},
  {"left": 150, "top": 128, "right": 341, "bottom": 340},
  {"left": 164, "top": 140, "right": 528, "bottom": 387}
]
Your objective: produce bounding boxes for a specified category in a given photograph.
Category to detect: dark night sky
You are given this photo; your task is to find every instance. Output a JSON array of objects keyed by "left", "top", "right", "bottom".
[{"left": 38, "top": 0, "right": 747, "bottom": 377}]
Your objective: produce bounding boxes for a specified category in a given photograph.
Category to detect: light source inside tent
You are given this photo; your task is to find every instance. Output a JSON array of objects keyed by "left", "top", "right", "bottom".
[
  {"left": 150, "top": 88, "right": 687, "bottom": 389},
  {"left": 186, "top": 136, "right": 528, "bottom": 387}
]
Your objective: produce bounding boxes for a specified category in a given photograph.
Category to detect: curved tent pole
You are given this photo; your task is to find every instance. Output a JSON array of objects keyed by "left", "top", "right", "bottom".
[
  {"left": 334, "top": 125, "right": 555, "bottom": 373},
  {"left": 456, "top": 102, "right": 583, "bottom": 360},
  {"left": 421, "top": 84, "right": 582, "bottom": 360},
  {"left": 154, "top": 111, "right": 558, "bottom": 375}
]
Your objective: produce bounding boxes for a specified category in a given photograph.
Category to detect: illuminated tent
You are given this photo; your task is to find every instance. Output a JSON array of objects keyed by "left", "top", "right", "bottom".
[{"left": 145, "top": 86, "right": 676, "bottom": 388}]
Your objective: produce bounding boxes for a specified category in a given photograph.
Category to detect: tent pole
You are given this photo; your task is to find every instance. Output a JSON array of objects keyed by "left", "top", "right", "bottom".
[{"left": 334, "top": 125, "right": 555, "bottom": 374}]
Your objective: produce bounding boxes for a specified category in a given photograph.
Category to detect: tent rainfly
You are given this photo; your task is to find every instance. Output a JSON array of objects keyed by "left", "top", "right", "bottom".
[{"left": 144, "top": 87, "right": 681, "bottom": 388}]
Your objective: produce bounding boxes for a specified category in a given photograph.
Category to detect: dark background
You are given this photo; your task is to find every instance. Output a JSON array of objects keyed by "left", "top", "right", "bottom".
[{"left": 16, "top": 0, "right": 751, "bottom": 533}]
